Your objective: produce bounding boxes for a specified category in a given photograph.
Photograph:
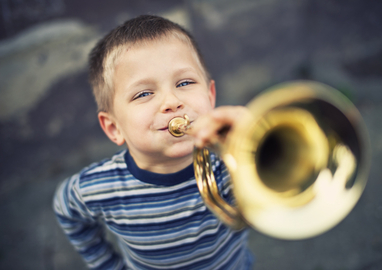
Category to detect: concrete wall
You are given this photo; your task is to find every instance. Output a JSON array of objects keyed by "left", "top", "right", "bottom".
[{"left": 0, "top": 1, "right": 381, "bottom": 269}]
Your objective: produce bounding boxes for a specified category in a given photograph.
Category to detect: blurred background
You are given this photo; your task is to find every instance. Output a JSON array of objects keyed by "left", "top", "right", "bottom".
[{"left": 0, "top": 0, "right": 381, "bottom": 269}]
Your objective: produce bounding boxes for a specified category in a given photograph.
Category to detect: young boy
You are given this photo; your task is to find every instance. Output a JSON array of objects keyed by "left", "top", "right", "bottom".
[{"left": 53, "top": 15, "right": 254, "bottom": 269}]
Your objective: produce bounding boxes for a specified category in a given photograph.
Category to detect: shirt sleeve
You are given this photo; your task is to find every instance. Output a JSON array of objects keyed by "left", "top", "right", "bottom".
[{"left": 53, "top": 173, "right": 126, "bottom": 270}]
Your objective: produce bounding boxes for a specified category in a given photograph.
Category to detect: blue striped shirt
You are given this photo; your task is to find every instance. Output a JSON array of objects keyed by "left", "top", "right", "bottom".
[{"left": 53, "top": 150, "right": 254, "bottom": 269}]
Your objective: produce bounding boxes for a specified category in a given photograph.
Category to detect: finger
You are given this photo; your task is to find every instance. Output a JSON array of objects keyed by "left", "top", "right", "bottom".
[
  {"left": 210, "top": 106, "right": 249, "bottom": 125},
  {"left": 190, "top": 114, "right": 221, "bottom": 147},
  {"left": 191, "top": 106, "right": 250, "bottom": 148}
]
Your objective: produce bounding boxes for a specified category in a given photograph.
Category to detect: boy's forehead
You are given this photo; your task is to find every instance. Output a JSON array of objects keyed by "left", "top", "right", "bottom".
[
  {"left": 116, "top": 38, "right": 199, "bottom": 77},
  {"left": 116, "top": 35, "right": 207, "bottom": 80}
]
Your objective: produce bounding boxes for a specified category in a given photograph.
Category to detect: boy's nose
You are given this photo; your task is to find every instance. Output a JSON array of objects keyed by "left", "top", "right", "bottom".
[{"left": 161, "top": 91, "right": 184, "bottom": 113}]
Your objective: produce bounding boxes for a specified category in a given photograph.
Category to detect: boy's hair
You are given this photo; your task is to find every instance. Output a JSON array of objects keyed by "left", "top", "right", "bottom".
[{"left": 89, "top": 15, "right": 211, "bottom": 113}]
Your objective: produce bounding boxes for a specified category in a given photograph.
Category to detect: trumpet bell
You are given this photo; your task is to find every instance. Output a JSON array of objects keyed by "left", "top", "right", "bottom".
[
  {"left": 196, "top": 81, "right": 370, "bottom": 240},
  {"left": 222, "top": 81, "right": 370, "bottom": 239}
]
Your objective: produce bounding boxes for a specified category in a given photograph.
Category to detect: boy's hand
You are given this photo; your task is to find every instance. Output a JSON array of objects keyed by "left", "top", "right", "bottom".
[{"left": 190, "top": 106, "right": 250, "bottom": 148}]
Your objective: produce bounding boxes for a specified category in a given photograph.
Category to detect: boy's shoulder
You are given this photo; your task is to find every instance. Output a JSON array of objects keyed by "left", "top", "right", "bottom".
[
  {"left": 75, "top": 150, "right": 130, "bottom": 188},
  {"left": 80, "top": 150, "right": 127, "bottom": 176}
]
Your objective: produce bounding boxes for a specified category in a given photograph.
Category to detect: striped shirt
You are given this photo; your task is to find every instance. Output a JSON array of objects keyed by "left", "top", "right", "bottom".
[{"left": 53, "top": 150, "right": 254, "bottom": 269}]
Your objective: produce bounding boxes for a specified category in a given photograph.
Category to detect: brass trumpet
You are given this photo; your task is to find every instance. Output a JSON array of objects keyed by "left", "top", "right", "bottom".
[{"left": 168, "top": 81, "right": 370, "bottom": 240}]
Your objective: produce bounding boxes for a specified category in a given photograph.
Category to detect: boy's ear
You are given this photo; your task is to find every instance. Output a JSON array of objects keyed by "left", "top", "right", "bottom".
[
  {"left": 208, "top": 80, "right": 216, "bottom": 108},
  {"left": 98, "top": 112, "right": 125, "bottom": 146}
]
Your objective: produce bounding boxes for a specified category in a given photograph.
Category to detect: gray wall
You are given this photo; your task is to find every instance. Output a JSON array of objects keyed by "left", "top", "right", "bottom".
[{"left": 0, "top": 1, "right": 381, "bottom": 269}]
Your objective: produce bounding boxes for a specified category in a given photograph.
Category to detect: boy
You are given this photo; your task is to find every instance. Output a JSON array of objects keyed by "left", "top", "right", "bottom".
[{"left": 53, "top": 15, "right": 253, "bottom": 269}]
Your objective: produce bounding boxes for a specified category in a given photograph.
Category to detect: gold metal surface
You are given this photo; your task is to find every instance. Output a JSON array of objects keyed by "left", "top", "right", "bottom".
[
  {"left": 168, "top": 114, "right": 190, "bottom": 137},
  {"left": 194, "top": 148, "right": 246, "bottom": 229},
  {"left": 168, "top": 80, "right": 370, "bottom": 240}
]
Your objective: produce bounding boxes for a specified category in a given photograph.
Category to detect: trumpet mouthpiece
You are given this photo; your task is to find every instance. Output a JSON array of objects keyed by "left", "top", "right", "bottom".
[{"left": 168, "top": 114, "right": 190, "bottom": 137}]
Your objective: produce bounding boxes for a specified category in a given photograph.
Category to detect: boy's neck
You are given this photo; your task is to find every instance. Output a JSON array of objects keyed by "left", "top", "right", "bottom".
[{"left": 129, "top": 150, "right": 193, "bottom": 174}]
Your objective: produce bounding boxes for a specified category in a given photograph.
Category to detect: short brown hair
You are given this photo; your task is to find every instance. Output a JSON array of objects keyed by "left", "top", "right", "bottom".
[{"left": 89, "top": 15, "right": 211, "bottom": 113}]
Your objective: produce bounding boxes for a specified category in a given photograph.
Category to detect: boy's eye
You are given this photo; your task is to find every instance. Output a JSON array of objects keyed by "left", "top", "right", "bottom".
[
  {"left": 177, "top": 80, "right": 194, "bottom": 88},
  {"left": 133, "top": 91, "right": 153, "bottom": 100}
]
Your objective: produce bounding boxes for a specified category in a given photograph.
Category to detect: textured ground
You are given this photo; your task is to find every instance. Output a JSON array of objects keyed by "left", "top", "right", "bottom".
[{"left": 1, "top": 1, "right": 382, "bottom": 269}]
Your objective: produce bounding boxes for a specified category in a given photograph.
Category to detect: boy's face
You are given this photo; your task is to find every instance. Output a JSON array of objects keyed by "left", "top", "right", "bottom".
[{"left": 100, "top": 36, "right": 216, "bottom": 170}]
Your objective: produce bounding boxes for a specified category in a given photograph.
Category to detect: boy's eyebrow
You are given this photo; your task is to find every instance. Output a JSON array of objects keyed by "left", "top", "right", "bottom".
[
  {"left": 173, "top": 67, "right": 197, "bottom": 77},
  {"left": 174, "top": 67, "right": 205, "bottom": 82},
  {"left": 129, "top": 78, "right": 155, "bottom": 89},
  {"left": 128, "top": 67, "right": 198, "bottom": 89}
]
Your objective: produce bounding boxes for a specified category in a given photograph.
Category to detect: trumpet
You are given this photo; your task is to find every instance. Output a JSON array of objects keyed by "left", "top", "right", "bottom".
[{"left": 168, "top": 81, "right": 370, "bottom": 240}]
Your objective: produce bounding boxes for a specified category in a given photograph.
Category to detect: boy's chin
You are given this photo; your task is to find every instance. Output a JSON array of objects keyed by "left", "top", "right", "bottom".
[{"left": 164, "top": 142, "right": 195, "bottom": 159}]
